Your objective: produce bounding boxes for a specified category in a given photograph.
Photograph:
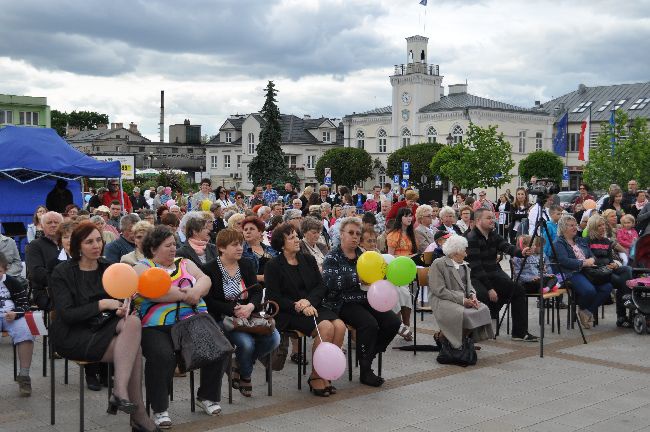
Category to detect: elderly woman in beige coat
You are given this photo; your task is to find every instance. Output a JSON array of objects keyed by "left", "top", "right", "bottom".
[
  {"left": 414, "top": 205, "right": 436, "bottom": 254},
  {"left": 428, "top": 235, "right": 493, "bottom": 349}
]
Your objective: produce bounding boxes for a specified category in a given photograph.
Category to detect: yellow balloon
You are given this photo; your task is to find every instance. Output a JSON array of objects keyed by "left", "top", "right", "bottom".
[
  {"left": 357, "top": 251, "right": 386, "bottom": 284},
  {"left": 201, "top": 199, "right": 212, "bottom": 211}
]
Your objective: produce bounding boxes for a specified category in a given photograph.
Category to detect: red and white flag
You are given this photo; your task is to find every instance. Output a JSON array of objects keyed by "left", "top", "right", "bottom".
[
  {"left": 578, "top": 114, "right": 591, "bottom": 162},
  {"left": 24, "top": 311, "right": 48, "bottom": 336}
]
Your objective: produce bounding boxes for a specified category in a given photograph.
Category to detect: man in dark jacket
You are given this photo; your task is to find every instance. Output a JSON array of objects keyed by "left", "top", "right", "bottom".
[
  {"left": 0, "top": 251, "right": 35, "bottom": 396},
  {"left": 129, "top": 187, "right": 149, "bottom": 212},
  {"left": 45, "top": 179, "right": 73, "bottom": 214},
  {"left": 104, "top": 214, "right": 139, "bottom": 264},
  {"left": 466, "top": 208, "right": 538, "bottom": 342},
  {"left": 25, "top": 211, "right": 62, "bottom": 310}
]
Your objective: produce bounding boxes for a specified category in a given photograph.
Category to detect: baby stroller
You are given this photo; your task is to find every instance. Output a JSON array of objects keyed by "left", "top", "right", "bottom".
[{"left": 626, "top": 233, "right": 650, "bottom": 334}]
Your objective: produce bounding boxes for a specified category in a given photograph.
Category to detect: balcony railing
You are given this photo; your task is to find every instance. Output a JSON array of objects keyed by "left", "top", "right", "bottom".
[{"left": 393, "top": 63, "right": 439, "bottom": 76}]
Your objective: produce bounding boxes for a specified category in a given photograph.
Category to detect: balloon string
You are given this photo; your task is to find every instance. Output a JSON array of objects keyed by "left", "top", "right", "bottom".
[{"left": 313, "top": 316, "right": 323, "bottom": 343}]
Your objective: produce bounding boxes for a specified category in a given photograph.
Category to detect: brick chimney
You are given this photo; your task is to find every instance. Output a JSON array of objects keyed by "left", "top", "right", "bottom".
[
  {"left": 67, "top": 126, "right": 80, "bottom": 137},
  {"left": 97, "top": 123, "right": 108, "bottom": 130},
  {"left": 129, "top": 122, "right": 139, "bottom": 134}
]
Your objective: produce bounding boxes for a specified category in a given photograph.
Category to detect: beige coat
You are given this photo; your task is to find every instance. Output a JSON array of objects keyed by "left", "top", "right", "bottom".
[
  {"left": 428, "top": 256, "right": 476, "bottom": 348},
  {"left": 415, "top": 224, "right": 436, "bottom": 254}
]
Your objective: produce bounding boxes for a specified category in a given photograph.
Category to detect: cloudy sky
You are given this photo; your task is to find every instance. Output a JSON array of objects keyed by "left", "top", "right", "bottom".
[{"left": 2, "top": 0, "right": 649, "bottom": 140}]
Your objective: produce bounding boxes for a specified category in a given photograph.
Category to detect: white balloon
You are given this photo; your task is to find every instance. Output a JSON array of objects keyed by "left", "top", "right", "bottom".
[{"left": 382, "top": 253, "right": 395, "bottom": 264}]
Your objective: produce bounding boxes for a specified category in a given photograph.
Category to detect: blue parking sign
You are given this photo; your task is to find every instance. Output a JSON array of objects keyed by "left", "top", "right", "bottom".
[
  {"left": 562, "top": 167, "right": 569, "bottom": 180},
  {"left": 400, "top": 179, "right": 409, "bottom": 189},
  {"left": 393, "top": 174, "right": 400, "bottom": 184}
]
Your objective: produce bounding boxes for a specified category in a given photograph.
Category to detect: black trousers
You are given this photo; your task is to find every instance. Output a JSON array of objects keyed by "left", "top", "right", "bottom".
[
  {"left": 338, "top": 302, "right": 400, "bottom": 365},
  {"left": 612, "top": 266, "right": 633, "bottom": 318},
  {"left": 141, "top": 325, "right": 227, "bottom": 412},
  {"left": 473, "top": 271, "right": 529, "bottom": 338}
]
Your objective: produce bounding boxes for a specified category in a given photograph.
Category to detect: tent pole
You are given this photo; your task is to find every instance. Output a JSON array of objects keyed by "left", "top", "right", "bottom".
[{"left": 119, "top": 177, "right": 125, "bottom": 216}]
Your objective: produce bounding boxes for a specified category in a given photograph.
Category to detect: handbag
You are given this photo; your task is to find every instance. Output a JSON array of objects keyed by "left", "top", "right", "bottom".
[
  {"left": 436, "top": 335, "right": 477, "bottom": 367},
  {"left": 87, "top": 311, "right": 118, "bottom": 332},
  {"left": 582, "top": 265, "right": 613, "bottom": 285},
  {"left": 169, "top": 278, "right": 233, "bottom": 373},
  {"left": 222, "top": 300, "right": 279, "bottom": 336}
]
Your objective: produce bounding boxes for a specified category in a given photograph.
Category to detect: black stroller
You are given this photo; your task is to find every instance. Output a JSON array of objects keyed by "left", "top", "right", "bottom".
[{"left": 627, "top": 233, "right": 650, "bottom": 334}]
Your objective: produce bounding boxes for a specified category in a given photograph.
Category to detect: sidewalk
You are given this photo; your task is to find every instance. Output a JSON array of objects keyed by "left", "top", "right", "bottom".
[{"left": 1, "top": 301, "right": 649, "bottom": 432}]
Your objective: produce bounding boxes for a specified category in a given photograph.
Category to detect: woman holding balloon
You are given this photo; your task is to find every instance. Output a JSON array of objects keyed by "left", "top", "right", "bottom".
[
  {"left": 322, "top": 217, "right": 401, "bottom": 387},
  {"left": 134, "top": 225, "right": 225, "bottom": 428},
  {"left": 49, "top": 222, "right": 159, "bottom": 432},
  {"left": 265, "top": 223, "right": 346, "bottom": 397}
]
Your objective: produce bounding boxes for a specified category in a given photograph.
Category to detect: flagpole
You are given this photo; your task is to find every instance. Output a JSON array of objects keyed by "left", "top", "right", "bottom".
[{"left": 564, "top": 109, "right": 569, "bottom": 188}]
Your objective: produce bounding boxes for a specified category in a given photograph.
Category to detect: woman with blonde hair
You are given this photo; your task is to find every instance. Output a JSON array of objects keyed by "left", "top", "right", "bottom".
[
  {"left": 120, "top": 221, "right": 154, "bottom": 266},
  {"left": 227, "top": 213, "right": 245, "bottom": 232}
]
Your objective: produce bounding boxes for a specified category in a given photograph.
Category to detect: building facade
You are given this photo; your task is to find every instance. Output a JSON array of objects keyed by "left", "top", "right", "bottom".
[
  {"left": 205, "top": 114, "right": 342, "bottom": 190},
  {"left": 540, "top": 82, "right": 650, "bottom": 190},
  {"left": 342, "top": 35, "right": 553, "bottom": 194},
  {"left": 0, "top": 94, "right": 51, "bottom": 129}
]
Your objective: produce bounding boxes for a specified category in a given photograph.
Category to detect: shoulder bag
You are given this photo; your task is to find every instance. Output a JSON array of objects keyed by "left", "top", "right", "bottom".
[
  {"left": 582, "top": 266, "right": 613, "bottom": 286},
  {"left": 170, "top": 278, "right": 233, "bottom": 373},
  {"left": 222, "top": 300, "right": 279, "bottom": 336}
]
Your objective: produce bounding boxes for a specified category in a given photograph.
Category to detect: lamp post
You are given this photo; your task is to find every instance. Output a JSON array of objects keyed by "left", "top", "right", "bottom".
[{"left": 420, "top": 174, "right": 428, "bottom": 190}]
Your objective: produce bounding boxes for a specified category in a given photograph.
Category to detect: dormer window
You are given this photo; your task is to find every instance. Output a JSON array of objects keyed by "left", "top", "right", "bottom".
[
  {"left": 322, "top": 131, "right": 331, "bottom": 142},
  {"left": 225, "top": 132, "right": 232, "bottom": 143}
]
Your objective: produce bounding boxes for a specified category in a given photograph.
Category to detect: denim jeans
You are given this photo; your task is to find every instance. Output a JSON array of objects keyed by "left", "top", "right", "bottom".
[
  {"left": 568, "top": 272, "right": 613, "bottom": 316},
  {"left": 226, "top": 329, "right": 281, "bottom": 378}
]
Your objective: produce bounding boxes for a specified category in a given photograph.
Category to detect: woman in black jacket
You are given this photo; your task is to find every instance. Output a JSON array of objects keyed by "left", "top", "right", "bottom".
[
  {"left": 265, "top": 223, "right": 345, "bottom": 397},
  {"left": 49, "top": 222, "right": 158, "bottom": 432},
  {"left": 509, "top": 187, "right": 529, "bottom": 244},
  {"left": 202, "top": 228, "right": 280, "bottom": 398}
]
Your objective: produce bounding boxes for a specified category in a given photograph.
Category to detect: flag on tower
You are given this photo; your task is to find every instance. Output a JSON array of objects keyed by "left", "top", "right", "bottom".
[
  {"left": 552, "top": 113, "right": 568, "bottom": 157},
  {"left": 420, "top": 0, "right": 427, "bottom": 5},
  {"left": 578, "top": 114, "right": 591, "bottom": 162}
]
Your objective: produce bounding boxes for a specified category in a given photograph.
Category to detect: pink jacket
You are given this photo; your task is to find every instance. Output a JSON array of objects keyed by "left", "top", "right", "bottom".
[{"left": 616, "top": 228, "right": 638, "bottom": 250}]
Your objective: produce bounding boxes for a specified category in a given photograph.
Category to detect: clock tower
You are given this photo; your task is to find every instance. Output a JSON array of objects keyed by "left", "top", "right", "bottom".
[{"left": 390, "top": 35, "right": 443, "bottom": 150}]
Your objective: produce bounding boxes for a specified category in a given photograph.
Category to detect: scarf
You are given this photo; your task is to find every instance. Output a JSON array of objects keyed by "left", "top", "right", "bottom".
[
  {"left": 187, "top": 237, "right": 208, "bottom": 256},
  {"left": 216, "top": 256, "right": 243, "bottom": 300},
  {"left": 635, "top": 200, "right": 648, "bottom": 210}
]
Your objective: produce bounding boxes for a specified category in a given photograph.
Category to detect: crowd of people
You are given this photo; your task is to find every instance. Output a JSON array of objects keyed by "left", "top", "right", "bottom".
[{"left": 1, "top": 176, "right": 646, "bottom": 430}]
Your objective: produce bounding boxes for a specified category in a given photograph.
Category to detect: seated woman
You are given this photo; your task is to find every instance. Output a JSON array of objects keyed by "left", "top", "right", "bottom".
[
  {"left": 90, "top": 215, "right": 117, "bottom": 244},
  {"left": 120, "top": 221, "right": 153, "bottom": 266},
  {"left": 428, "top": 235, "right": 493, "bottom": 351},
  {"left": 64, "top": 204, "right": 80, "bottom": 221},
  {"left": 299, "top": 217, "right": 329, "bottom": 272},
  {"left": 202, "top": 229, "right": 280, "bottom": 398},
  {"left": 585, "top": 214, "right": 634, "bottom": 328},
  {"left": 241, "top": 216, "right": 278, "bottom": 283},
  {"left": 134, "top": 226, "right": 225, "bottom": 428},
  {"left": 322, "top": 217, "right": 400, "bottom": 387},
  {"left": 414, "top": 205, "right": 436, "bottom": 254},
  {"left": 265, "top": 223, "right": 346, "bottom": 397},
  {"left": 438, "top": 206, "right": 463, "bottom": 236},
  {"left": 50, "top": 222, "right": 158, "bottom": 431},
  {"left": 553, "top": 215, "right": 613, "bottom": 329},
  {"left": 177, "top": 214, "right": 218, "bottom": 266}
]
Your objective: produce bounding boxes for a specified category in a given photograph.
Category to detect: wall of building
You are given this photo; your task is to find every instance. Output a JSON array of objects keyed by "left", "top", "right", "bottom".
[{"left": 0, "top": 94, "right": 51, "bottom": 128}]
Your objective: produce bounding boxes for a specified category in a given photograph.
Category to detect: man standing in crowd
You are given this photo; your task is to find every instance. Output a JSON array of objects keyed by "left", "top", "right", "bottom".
[
  {"left": 130, "top": 187, "right": 149, "bottom": 212},
  {"left": 271, "top": 203, "right": 284, "bottom": 218},
  {"left": 87, "top": 187, "right": 107, "bottom": 212},
  {"left": 107, "top": 201, "right": 123, "bottom": 230},
  {"left": 387, "top": 189, "right": 419, "bottom": 221},
  {"left": 102, "top": 179, "right": 132, "bottom": 213},
  {"left": 250, "top": 185, "right": 265, "bottom": 207},
  {"left": 104, "top": 214, "right": 139, "bottom": 263},
  {"left": 263, "top": 181, "right": 279, "bottom": 205},
  {"left": 25, "top": 211, "right": 63, "bottom": 310},
  {"left": 381, "top": 183, "right": 394, "bottom": 205},
  {"left": 352, "top": 186, "right": 367, "bottom": 208},
  {"left": 375, "top": 199, "right": 391, "bottom": 234},
  {"left": 284, "top": 182, "right": 297, "bottom": 204},
  {"left": 45, "top": 179, "right": 73, "bottom": 214},
  {"left": 466, "top": 208, "right": 538, "bottom": 342},
  {"left": 192, "top": 178, "right": 216, "bottom": 210},
  {"left": 473, "top": 190, "right": 495, "bottom": 211},
  {"left": 623, "top": 179, "right": 639, "bottom": 208}
]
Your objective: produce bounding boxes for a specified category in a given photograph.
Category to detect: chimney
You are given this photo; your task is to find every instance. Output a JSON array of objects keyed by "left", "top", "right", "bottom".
[
  {"left": 67, "top": 126, "right": 80, "bottom": 137},
  {"left": 112, "top": 122, "right": 123, "bottom": 129},
  {"left": 184, "top": 119, "right": 190, "bottom": 125},
  {"left": 110, "top": 123, "right": 117, "bottom": 130},
  {"left": 97, "top": 123, "right": 108, "bottom": 130},
  {"left": 303, "top": 114, "right": 311, "bottom": 120},
  {"left": 534, "top": 101, "right": 541, "bottom": 107},
  {"left": 159, "top": 90, "right": 165, "bottom": 143},
  {"left": 440, "top": 85, "right": 445, "bottom": 97},
  {"left": 448, "top": 84, "right": 468, "bottom": 95},
  {"left": 129, "top": 122, "right": 139, "bottom": 134}
]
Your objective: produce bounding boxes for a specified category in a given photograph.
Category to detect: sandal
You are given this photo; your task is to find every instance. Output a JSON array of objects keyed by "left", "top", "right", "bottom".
[
  {"left": 239, "top": 377, "right": 252, "bottom": 397},
  {"left": 616, "top": 316, "right": 632, "bottom": 328},
  {"left": 398, "top": 324, "right": 413, "bottom": 342},
  {"left": 290, "top": 352, "right": 308, "bottom": 365},
  {"left": 308, "top": 377, "right": 330, "bottom": 397},
  {"left": 231, "top": 364, "right": 240, "bottom": 390},
  {"left": 326, "top": 380, "right": 337, "bottom": 395}
]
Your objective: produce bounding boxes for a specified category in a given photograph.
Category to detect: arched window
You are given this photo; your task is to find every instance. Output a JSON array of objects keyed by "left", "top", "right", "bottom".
[
  {"left": 377, "top": 128, "right": 387, "bottom": 153},
  {"left": 356, "top": 130, "right": 365, "bottom": 149},
  {"left": 451, "top": 124, "right": 463, "bottom": 144},
  {"left": 401, "top": 127, "right": 411, "bottom": 148},
  {"left": 427, "top": 126, "right": 437, "bottom": 144},
  {"left": 247, "top": 133, "right": 255, "bottom": 154}
]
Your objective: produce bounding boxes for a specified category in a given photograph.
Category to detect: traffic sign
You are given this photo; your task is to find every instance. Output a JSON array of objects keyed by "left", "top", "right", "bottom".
[
  {"left": 324, "top": 176, "right": 332, "bottom": 186},
  {"left": 400, "top": 179, "right": 409, "bottom": 188},
  {"left": 402, "top": 161, "right": 411, "bottom": 180},
  {"left": 434, "top": 175, "right": 442, "bottom": 187},
  {"left": 324, "top": 167, "right": 332, "bottom": 185},
  {"left": 562, "top": 167, "right": 569, "bottom": 180},
  {"left": 393, "top": 174, "right": 400, "bottom": 184}
]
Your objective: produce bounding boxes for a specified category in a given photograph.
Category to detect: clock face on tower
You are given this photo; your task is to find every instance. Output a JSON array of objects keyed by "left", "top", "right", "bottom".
[{"left": 401, "top": 92, "right": 412, "bottom": 105}]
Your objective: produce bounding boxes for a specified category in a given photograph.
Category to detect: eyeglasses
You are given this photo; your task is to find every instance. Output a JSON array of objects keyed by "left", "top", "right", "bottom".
[
  {"left": 579, "top": 187, "right": 586, "bottom": 190},
  {"left": 345, "top": 230, "right": 362, "bottom": 237}
]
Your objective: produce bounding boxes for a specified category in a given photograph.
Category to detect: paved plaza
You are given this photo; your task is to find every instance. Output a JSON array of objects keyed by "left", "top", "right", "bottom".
[{"left": 1, "top": 298, "right": 649, "bottom": 432}]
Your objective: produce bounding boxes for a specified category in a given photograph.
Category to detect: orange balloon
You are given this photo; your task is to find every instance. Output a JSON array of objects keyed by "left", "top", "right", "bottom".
[
  {"left": 138, "top": 267, "right": 172, "bottom": 299},
  {"left": 102, "top": 263, "right": 139, "bottom": 299}
]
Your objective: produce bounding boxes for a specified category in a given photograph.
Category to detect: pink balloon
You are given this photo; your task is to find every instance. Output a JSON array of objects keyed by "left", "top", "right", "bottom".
[
  {"left": 424, "top": 242, "right": 437, "bottom": 252},
  {"left": 368, "top": 280, "right": 398, "bottom": 312},
  {"left": 313, "top": 342, "right": 346, "bottom": 380},
  {"left": 166, "top": 199, "right": 176, "bottom": 208}
]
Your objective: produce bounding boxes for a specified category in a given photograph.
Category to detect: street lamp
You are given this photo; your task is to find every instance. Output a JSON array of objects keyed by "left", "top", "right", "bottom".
[
  {"left": 446, "top": 133, "right": 453, "bottom": 146},
  {"left": 420, "top": 174, "right": 428, "bottom": 189}
]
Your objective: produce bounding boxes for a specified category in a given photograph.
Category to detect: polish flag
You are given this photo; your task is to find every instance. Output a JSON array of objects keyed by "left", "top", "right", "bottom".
[
  {"left": 578, "top": 114, "right": 590, "bottom": 162},
  {"left": 24, "top": 311, "right": 48, "bottom": 336}
]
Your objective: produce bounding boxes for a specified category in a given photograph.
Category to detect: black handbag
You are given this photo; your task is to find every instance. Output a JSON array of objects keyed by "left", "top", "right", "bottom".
[
  {"left": 582, "top": 265, "right": 613, "bottom": 285},
  {"left": 87, "top": 311, "right": 118, "bottom": 332},
  {"left": 169, "top": 279, "right": 233, "bottom": 373},
  {"left": 436, "top": 335, "right": 477, "bottom": 367}
]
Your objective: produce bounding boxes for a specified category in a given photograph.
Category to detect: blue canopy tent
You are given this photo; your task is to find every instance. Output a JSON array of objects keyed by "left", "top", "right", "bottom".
[{"left": 0, "top": 126, "right": 121, "bottom": 252}]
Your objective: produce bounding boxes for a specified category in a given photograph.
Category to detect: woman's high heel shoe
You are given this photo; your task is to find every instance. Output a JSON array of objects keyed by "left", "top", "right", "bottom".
[
  {"left": 308, "top": 377, "right": 330, "bottom": 397},
  {"left": 108, "top": 394, "right": 137, "bottom": 415},
  {"left": 131, "top": 420, "right": 162, "bottom": 432}
]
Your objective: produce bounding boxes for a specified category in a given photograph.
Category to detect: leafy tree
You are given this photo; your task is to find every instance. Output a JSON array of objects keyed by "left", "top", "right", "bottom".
[
  {"left": 315, "top": 147, "right": 373, "bottom": 188},
  {"left": 430, "top": 123, "right": 514, "bottom": 191},
  {"left": 583, "top": 110, "right": 650, "bottom": 190},
  {"left": 51, "top": 109, "right": 110, "bottom": 137},
  {"left": 518, "top": 150, "right": 564, "bottom": 185},
  {"left": 387, "top": 142, "right": 442, "bottom": 189},
  {"left": 248, "top": 81, "right": 294, "bottom": 189}
]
